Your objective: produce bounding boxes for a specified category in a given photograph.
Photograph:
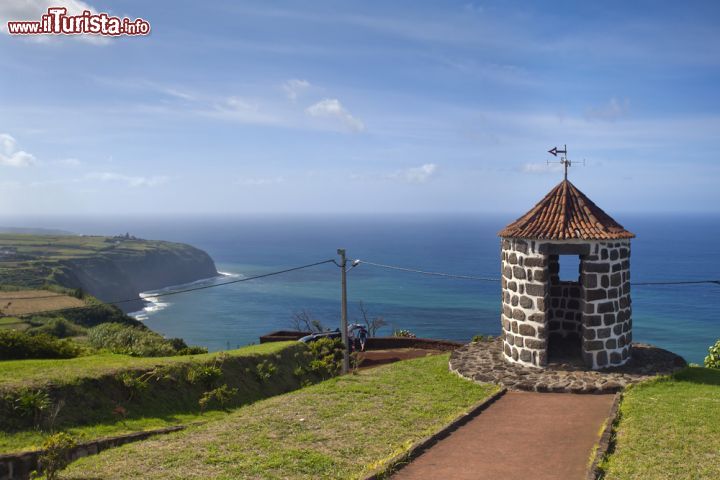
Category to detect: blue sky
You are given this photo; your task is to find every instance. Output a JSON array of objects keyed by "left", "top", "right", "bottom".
[{"left": 1, "top": 0, "right": 719, "bottom": 215}]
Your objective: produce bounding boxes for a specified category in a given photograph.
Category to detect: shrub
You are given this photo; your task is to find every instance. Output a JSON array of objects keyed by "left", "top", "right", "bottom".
[
  {"left": 27, "top": 317, "right": 87, "bottom": 339},
  {"left": 392, "top": 329, "right": 416, "bottom": 338},
  {"left": 186, "top": 364, "right": 222, "bottom": 388},
  {"left": 254, "top": 360, "right": 277, "bottom": 382},
  {"left": 199, "top": 385, "right": 238, "bottom": 413},
  {"left": 0, "top": 330, "right": 80, "bottom": 360},
  {"left": 306, "top": 337, "right": 344, "bottom": 379},
  {"left": 6, "top": 389, "right": 51, "bottom": 428},
  {"left": 705, "top": 339, "right": 720, "bottom": 369},
  {"left": 36, "top": 432, "right": 77, "bottom": 480},
  {"left": 87, "top": 323, "right": 177, "bottom": 357}
]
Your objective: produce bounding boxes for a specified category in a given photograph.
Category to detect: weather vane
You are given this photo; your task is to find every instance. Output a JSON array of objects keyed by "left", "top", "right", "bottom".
[{"left": 547, "top": 144, "right": 584, "bottom": 180}]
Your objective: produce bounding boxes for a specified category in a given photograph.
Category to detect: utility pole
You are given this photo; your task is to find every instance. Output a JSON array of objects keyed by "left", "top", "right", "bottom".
[{"left": 337, "top": 248, "right": 350, "bottom": 374}]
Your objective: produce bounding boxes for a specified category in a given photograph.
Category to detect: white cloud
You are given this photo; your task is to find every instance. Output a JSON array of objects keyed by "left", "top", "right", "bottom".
[
  {"left": 283, "top": 79, "right": 310, "bottom": 101},
  {"left": 85, "top": 172, "right": 168, "bottom": 187},
  {"left": 0, "top": 0, "right": 109, "bottom": 45},
  {"left": 388, "top": 163, "right": 438, "bottom": 183},
  {"left": 0, "top": 133, "right": 37, "bottom": 167},
  {"left": 306, "top": 98, "right": 365, "bottom": 132},
  {"left": 586, "top": 98, "right": 630, "bottom": 122}
]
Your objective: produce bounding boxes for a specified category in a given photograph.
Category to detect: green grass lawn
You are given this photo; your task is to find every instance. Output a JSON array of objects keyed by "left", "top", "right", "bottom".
[
  {"left": 60, "top": 354, "right": 497, "bottom": 479},
  {"left": 0, "top": 341, "right": 291, "bottom": 389},
  {"left": 601, "top": 367, "right": 720, "bottom": 479}
]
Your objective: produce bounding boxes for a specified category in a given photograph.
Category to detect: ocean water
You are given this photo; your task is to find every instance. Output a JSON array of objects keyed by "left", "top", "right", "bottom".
[{"left": 7, "top": 214, "right": 719, "bottom": 364}]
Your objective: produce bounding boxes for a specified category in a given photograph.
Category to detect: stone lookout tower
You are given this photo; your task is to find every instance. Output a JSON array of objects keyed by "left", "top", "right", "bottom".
[{"left": 497, "top": 178, "right": 635, "bottom": 370}]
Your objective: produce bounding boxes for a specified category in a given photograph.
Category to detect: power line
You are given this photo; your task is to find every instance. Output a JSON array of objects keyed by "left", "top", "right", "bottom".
[
  {"left": 355, "top": 260, "right": 500, "bottom": 282},
  {"left": 356, "top": 259, "right": 720, "bottom": 287},
  {"left": 10, "top": 259, "right": 336, "bottom": 318}
]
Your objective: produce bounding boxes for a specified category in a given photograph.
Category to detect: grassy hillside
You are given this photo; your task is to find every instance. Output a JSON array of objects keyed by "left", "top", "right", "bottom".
[
  {"left": 60, "top": 354, "right": 497, "bottom": 479},
  {"left": 601, "top": 367, "right": 720, "bottom": 479},
  {"left": 0, "top": 233, "right": 218, "bottom": 312}
]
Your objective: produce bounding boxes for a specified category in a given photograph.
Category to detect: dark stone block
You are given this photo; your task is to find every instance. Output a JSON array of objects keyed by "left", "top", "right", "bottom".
[
  {"left": 513, "top": 266, "right": 526, "bottom": 279},
  {"left": 597, "top": 327, "right": 611, "bottom": 339},
  {"left": 512, "top": 321, "right": 519, "bottom": 333},
  {"left": 567, "top": 299, "right": 580, "bottom": 310},
  {"left": 584, "top": 262, "right": 610, "bottom": 273},
  {"left": 503, "top": 305, "right": 512, "bottom": 317},
  {"left": 525, "top": 284, "right": 545, "bottom": 296},
  {"left": 520, "top": 349, "right": 532, "bottom": 362},
  {"left": 610, "top": 351, "right": 622, "bottom": 364},
  {"left": 618, "top": 335, "right": 626, "bottom": 347},
  {"left": 536, "top": 297, "right": 545, "bottom": 311},
  {"left": 503, "top": 266, "right": 513, "bottom": 279},
  {"left": 525, "top": 338, "right": 544, "bottom": 349},
  {"left": 583, "top": 352, "right": 595, "bottom": 367},
  {"left": 597, "top": 301, "right": 615, "bottom": 313},
  {"left": 512, "top": 309, "right": 526, "bottom": 321},
  {"left": 583, "top": 329, "right": 596, "bottom": 340},
  {"left": 533, "top": 269, "right": 547, "bottom": 282},
  {"left": 508, "top": 281, "right": 517, "bottom": 292},
  {"left": 528, "top": 313, "right": 545, "bottom": 323},
  {"left": 584, "top": 303, "right": 595, "bottom": 314},
  {"left": 586, "top": 315, "right": 602, "bottom": 327},
  {"left": 614, "top": 324, "right": 623, "bottom": 336},
  {"left": 606, "top": 338, "right": 617, "bottom": 349},
  {"left": 603, "top": 313, "right": 616, "bottom": 326},
  {"left": 515, "top": 336, "right": 524, "bottom": 347},
  {"left": 585, "top": 340, "right": 604, "bottom": 351},
  {"left": 582, "top": 274, "right": 597, "bottom": 288},
  {"left": 586, "top": 289, "right": 607, "bottom": 301},
  {"left": 537, "top": 325, "right": 547, "bottom": 339},
  {"left": 515, "top": 241, "right": 528, "bottom": 254},
  {"left": 511, "top": 295, "right": 519, "bottom": 306},
  {"left": 519, "top": 324, "right": 536, "bottom": 336},
  {"left": 502, "top": 239, "right": 511, "bottom": 250},
  {"left": 607, "top": 288, "right": 619, "bottom": 299},
  {"left": 512, "top": 347, "right": 519, "bottom": 361},
  {"left": 504, "top": 342, "right": 512, "bottom": 356},
  {"left": 610, "top": 250, "right": 619, "bottom": 261},
  {"left": 524, "top": 257, "right": 546, "bottom": 267},
  {"left": 520, "top": 296, "right": 533, "bottom": 309},
  {"left": 539, "top": 243, "right": 590, "bottom": 255},
  {"left": 601, "top": 249, "right": 608, "bottom": 260},
  {"left": 611, "top": 273, "right": 622, "bottom": 287},
  {"left": 597, "top": 350, "right": 608, "bottom": 366},
  {"left": 508, "top": 252, "right": 518, "bottom": 265},
  {"left": 601, "top": 275, "right": 610, "bottom": 288},
  {"left": 612, "top": 263, "right": 621, "bottom": 272},
  {"left": 538, "top": 350, "right": 547, "bottom": 365}
]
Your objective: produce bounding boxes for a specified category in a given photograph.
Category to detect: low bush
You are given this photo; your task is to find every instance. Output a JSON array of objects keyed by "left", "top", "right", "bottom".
[
  {"left": 36, "top": 432, "right": 77, "bottom": 480},
  {"left": 705, "top": 339, "right": 720, "bottom": 369},
  {"left": 87, "top": 323, "right": 205, "bottom": 357},
  {"left": 0, "top": 330, "right": 81, "bottom": 360},
  {"left": 392, "top": 329, "right": 417, "bottom": 338},
  {"left": 26, "top": 317, "right": 87, "bottom": 339}
]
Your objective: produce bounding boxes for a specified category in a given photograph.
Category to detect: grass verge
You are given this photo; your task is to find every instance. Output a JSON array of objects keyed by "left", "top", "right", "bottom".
[
  {"left": 600, "top": 366, "right": 720, "bottom": 479},
  {"left": 60, "top": 353, "right": 497, "bottom": 479}
]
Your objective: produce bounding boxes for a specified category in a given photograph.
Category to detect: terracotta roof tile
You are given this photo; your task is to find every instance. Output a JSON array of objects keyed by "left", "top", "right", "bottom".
[{"left": 498, "top": 180, "right": 635, "bottom": 240}]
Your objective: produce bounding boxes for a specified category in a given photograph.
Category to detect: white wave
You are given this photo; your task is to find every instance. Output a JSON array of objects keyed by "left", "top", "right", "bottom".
[{"left": 218, "top": 271, "right": 243, "bottom": 278}]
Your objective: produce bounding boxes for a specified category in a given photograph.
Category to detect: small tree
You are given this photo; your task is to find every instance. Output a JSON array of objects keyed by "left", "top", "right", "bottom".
[
  {"left": 37, "top": 432, "right": 76, "bottom": 480},
  {"left": 290, "top": 310, "right": 326, "bottom": 333},
  {"left": 357, "top": 302, "right": 387, "bottom": 337}
]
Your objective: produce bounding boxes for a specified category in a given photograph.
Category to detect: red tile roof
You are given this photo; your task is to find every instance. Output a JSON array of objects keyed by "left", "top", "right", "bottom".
[{"left": 498, "top": 180, "right": 635, "bottom": 240}]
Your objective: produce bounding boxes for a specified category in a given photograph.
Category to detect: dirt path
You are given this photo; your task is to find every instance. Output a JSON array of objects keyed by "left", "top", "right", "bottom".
[
  {"left": 358, "top": 348, "right": 444, "bottom": 369},
  {"left": 392, "top": 391, "right": 614, "bottom": 480}
]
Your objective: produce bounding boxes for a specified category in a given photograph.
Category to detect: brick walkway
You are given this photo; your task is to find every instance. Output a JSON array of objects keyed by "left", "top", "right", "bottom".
[{"left": 392, "top": 391, "right": 615, "bottom": 480}]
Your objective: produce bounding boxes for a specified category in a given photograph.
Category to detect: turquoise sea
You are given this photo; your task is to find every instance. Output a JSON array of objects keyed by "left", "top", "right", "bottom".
[{"left": 8, "top": 214, "right": 719, "bottom": 364}]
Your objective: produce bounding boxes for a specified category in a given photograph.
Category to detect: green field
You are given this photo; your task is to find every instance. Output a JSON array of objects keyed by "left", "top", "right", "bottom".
[
  {"left": 60, "top": 354, "right": 497, "bottom": 479},
  {"left": 601, "top": 367, "right": 720, "bottom": 479},
  {"left": 0, "top": 341, "right": 290, "bottom": 389}
]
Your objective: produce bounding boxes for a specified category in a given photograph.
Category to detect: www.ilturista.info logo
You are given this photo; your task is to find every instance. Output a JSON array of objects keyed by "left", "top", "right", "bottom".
[{"left": 7, "top": 7, "right": 150, "bottom": 37}]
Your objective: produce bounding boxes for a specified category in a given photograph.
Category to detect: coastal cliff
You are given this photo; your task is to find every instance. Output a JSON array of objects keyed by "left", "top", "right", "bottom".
[{"left": 0, "top": 234, "right": 219, "bottom": 313}]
